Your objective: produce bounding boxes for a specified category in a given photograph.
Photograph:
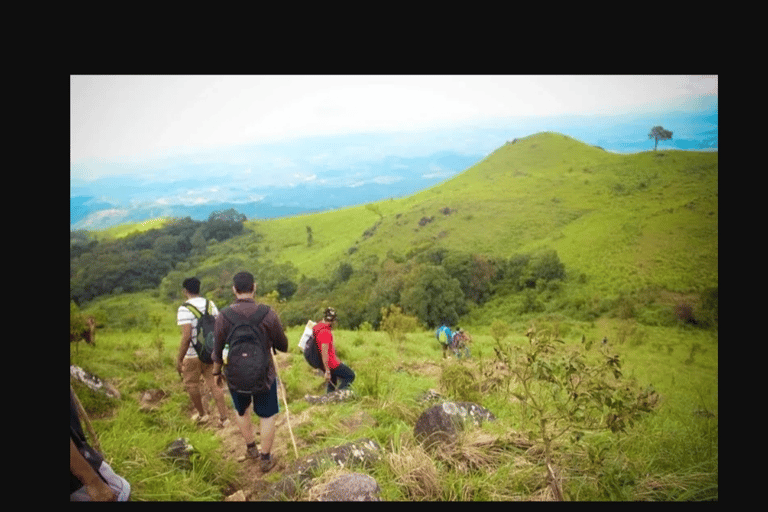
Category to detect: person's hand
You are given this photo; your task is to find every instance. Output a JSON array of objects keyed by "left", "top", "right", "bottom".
[
  {"left": 324, "top": 369, "right": 331, "bottom": 382},
  {"left": 176, "top": 360, "right": 183, "bottom": 377}
]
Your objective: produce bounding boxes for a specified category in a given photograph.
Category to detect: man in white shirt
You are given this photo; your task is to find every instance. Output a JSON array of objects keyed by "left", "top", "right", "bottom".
[{"left": 176, "top": 277, "right": 229, "bottom": 427}]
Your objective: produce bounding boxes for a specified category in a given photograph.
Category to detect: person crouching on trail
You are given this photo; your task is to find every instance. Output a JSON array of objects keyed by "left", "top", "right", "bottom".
[{"left": 313, "top": 307, "right": 355, "bottom": 393}]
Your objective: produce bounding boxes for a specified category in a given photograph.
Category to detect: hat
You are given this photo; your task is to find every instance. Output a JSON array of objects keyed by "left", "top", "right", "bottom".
[{"left": 323, "top": 307, "right": 337, "bottom": 322}]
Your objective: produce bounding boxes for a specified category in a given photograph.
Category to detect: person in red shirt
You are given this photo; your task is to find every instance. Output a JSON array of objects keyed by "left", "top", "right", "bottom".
[{"left": 313, "top": 307, "right": 355, "bottom": 393}]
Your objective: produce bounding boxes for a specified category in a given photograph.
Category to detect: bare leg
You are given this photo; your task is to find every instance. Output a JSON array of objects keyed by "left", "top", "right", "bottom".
[
  {"left": 258, "top": 414, "right": 277, "bottom": 455},
  {"left": 234, "top": 404, "right": 255, "bottom": 445}
]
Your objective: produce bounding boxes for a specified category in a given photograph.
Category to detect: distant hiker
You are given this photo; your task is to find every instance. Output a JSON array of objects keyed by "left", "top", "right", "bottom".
[
  {"left": 436, "top": 324, "right": 454, "bottom": 359},
  {"left": 71, "top": 388, "right": 131, "bottom": 501},
  {"left": 212, "top": 271, "right": 288, "bottom": 472},
  {"left": 452, "top": 328, "right": 472, "bottom": 359},
  {"left": 313, "top": 307, "right": 356, "bottom": 393},
  {"left": 176, "top": 277, "right": 229, "bottom": 428}
]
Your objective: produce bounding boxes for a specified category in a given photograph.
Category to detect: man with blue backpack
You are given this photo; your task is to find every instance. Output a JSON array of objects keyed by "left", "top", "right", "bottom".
[
  {"left": 176, "top": 277, "right": 229, "bottom": 428},
  {"left": 436, "top": 324, "right": 454, "bottom": 359}
]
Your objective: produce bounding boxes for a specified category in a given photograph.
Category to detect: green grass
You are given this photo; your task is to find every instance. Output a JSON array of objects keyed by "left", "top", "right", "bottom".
[{"left": 71, "top": 312, "right": 717, "bottom": 501}]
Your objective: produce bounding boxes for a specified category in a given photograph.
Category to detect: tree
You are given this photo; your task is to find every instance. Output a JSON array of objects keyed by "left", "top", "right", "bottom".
[
  {"left": 400, "top": 264, "right": 466, "bottom": 328},
  {"left": 648, "top": 126, "right": 673, "bottom": 151}
]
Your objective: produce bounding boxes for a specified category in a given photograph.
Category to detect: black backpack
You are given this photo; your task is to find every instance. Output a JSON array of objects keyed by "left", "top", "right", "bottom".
[
  {"left": 183, "top": 299, "right": 217, "bottom": 364},
  {"left": 303, "top": 332, "right": 325, "bottom": 371},
  {"left": 221, "top": 305, "right": 271, "bottom": 394}
]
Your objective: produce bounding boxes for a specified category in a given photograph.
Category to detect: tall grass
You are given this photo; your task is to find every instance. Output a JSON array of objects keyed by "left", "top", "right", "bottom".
[{"left": 72, "top": 308, "right": 717, "bottom": 500}]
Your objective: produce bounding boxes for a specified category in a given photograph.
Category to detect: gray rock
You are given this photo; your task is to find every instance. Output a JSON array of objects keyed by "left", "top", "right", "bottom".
[
  {"left": 161, "top": 438, "right": 196, "bottom": 470},
  {"left": 305, "top": 389, "right": 356, "bottom": 404},
  {"left": 313, "top": 473, "right": 381, "bottom": 501},
  {"left": 414, "top": 401, "right": 496, "bottom": 447},
  {"left": 261, "top": 438, "right": 383, "bottom": 500}
]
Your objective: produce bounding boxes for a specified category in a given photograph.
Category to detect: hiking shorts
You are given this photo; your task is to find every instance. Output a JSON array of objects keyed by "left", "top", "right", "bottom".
[
  {"left": 181, "top": 356, "right": 214, "bottom": 394},
  {"left": 229, "top": 379, "right": 279, "bottom": 418}
]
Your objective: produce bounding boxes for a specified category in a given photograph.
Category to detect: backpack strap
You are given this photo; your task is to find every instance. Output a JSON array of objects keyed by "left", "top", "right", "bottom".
[
  {"left": 183, "top": 299, "right": 213, "bottom": 318},
  {"left": 183, "top": 302, "right": 202, "bottom": 318}
]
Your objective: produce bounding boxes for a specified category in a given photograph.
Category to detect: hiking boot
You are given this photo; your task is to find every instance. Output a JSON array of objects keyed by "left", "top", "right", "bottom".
[
  {"left": 260, "top": 454, "right": 276, "bottom": 472},
  {"left": 245, "top": 444, "right": 260, "bottom": 459}
]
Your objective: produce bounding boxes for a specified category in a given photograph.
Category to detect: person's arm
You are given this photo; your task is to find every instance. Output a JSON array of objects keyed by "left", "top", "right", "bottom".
[
  {"left": 212, "top": 310, "right": 228, "bottom": 386},
  {"left": 265, "top": 309, "right": 289, "bottom": 353},
  {"left": 70, "top": 439, "right": 115, "bottom": 501},
  {"left": 321, "top": 344, "right": 331, "bottom": 382},
  {"left": 177, "top": 323, "right": 192, "bottom": 376}
]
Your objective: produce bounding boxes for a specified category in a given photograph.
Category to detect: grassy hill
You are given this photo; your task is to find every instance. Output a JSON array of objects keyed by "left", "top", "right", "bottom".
[{"left": 246, "top": 132, "right": 717, "bottom": 316}]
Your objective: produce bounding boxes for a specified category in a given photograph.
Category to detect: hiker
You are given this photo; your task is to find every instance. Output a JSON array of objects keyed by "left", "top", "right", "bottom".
[
  {"left": 70, "top": 388, "right": 131, "bottom": 501},
  {"left": 176, "top": 277, "right": 229, "bottom": 427},
  {"left": 436, "top": 324, "right": 454, "bottom": 359},
  {"left": 313, "top": 307, "right": 355, "bottom": 393},
  {"left": 212, "top": 271, "right": 288, "bottom": 472},
  {"left": 452, "top": 328, "right": 472, "bottom": 359}
]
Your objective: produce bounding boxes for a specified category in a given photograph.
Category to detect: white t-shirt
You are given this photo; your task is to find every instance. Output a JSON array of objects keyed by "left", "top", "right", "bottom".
[{"left": 177, "top": 297, "right": 219, "bottom": 358}]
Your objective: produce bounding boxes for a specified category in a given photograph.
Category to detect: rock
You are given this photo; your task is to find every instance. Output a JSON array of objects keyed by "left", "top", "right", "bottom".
[
  {"left": 305, "top": 389, "right": 356, "bottom": 405},
  {"left": 414, "top": 401, "right": 496, "bottom": 447},
  {"left": 416, "top": 388, "right": 445, "bottom": 405},
  {"left": 139, "top": 388, "right": 167, "bottom": 411},
  {"left": 261, "top": 438, "right": 383, "bottom": 500},
  {"left": 70, "top": 364, "right": 121, "bottom": 399},
  {"left": 225, "top": 490, "right": 247, "bottom": 502},
  {"left": 312, "top": 473, "right": 381, "bottom": 501},
  {"left": 161, "top": 438, "right": 196, "bottom": 470}
]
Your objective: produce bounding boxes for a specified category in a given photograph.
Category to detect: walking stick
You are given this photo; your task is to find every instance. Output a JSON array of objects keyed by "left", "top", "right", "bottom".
[
  {"left": 271, "top": 350, "right": 299, "bottom": 459},
  {"left": 70, "top": 385, "right": 101, "bottom": 452}
]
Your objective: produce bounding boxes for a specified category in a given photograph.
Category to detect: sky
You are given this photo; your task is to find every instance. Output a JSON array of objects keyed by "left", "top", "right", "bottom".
[{"left": 70, "top": 75, "right": 717, "bottom": 182}]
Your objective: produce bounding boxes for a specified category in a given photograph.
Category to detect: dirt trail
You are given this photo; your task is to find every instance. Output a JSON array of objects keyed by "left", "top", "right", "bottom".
[{"left": 199, "top": 358, "right": 444, "bottom": 500}]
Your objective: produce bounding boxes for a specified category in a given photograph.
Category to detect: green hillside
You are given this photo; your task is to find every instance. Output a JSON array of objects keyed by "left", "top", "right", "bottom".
[
  {"left": 245, "top": 132, "right": 717, "bottom": 322},
  {"left": 255, "top": 132, "right": 716, "bottom": 286},
  {"left": 72, "top": 132, "right": 717, "bottom": 331}
]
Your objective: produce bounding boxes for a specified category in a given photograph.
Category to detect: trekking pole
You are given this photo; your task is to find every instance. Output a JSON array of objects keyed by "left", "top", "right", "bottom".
[
  {"left": 70, "top": 385, "right": 101, "bottom": 452},
  {"left": 271, "top": 350, "right": 299, "bottom": 459}
]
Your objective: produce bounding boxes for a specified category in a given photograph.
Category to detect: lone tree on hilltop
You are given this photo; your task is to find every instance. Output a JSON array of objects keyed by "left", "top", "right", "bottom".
[{"left": 649, "top": 126, "right": 673, "bottom": 151}]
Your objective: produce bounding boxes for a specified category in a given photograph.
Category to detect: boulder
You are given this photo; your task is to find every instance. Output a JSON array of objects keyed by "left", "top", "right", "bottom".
[
  {"left": 312, "top": 472, "right": 381, "bottom": 501},
  {"left": 414, "top": 401, "right": 496, "bottom": 447}
]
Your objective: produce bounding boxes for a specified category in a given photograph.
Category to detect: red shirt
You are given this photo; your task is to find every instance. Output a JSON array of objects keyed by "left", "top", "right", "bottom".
[{"left": 313, "top": 322, "right": 339, "bottom": 369}]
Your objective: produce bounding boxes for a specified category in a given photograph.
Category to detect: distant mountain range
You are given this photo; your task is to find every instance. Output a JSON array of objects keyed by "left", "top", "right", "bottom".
[{"left": 70, "top": 101, "right": 717, "bottom": 231}]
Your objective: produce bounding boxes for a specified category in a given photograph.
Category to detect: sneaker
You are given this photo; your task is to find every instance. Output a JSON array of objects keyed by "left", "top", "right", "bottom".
[
  {"left": 260, "top": 454, "right": 276, "bottom": 472},
  {"left": 191, "top": 412, "right": 209, "bottom": 423},
  {"left": 219, "top": 418, "right": 230, "bottom": 428}
]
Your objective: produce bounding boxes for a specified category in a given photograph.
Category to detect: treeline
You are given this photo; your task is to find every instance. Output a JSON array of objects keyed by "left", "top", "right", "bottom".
[
  {"left": 71, "top": 210, "right": 570, "bottom": 330},
  {"left": 276, "top": 247, "right": 567, "bottom": 330},
  {"left": 70, "top": 210, "right": 246, "bottom": 304}
]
